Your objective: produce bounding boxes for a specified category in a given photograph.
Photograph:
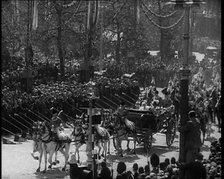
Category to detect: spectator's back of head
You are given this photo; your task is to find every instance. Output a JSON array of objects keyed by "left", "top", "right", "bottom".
[
  {"left": 144, "top": 165, "right": 150, "bottom": 174},
  {"left": 138, "top": 166, "right": 144, "bottom": 174},
  {"left": 164, "top": 158, "right": 170, "bottom": 166},
  {"left": 171, "top": 157, "right": 176, "bottom": 165},
  {"left": 117, "top": 161, "right": 126, "bottom": 174},
  {"left": 150, "top": 153, "right": 160, "bottom": 168},
  {"left": 101, "top": 161, "right": 107, "bottom": 168},
  {"left": 159, "top": 162, "right": 167, "bottom": 171},
  {"left": 133, "top": 163, "right": 138, "bottom": 172}
]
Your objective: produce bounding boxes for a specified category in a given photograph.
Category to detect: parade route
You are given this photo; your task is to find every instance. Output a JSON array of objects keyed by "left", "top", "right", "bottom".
[{"left": 2, "top": 124, "right": 221, "bottom": 179}]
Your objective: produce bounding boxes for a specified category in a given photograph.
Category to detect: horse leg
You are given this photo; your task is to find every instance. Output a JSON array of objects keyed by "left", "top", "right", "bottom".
[
  {"left": 98, "top": 141, "right": 102, "bottom": 159},
  {"left": 48, "top": 150, "right": 54, "bottom": 169},
  {"left": 103, "top": 141, "right": 108, "bottom": 161},
  {"left": 43, "top": 149, "right": 47, "bottom": 173},
  {"left": 76, "top": 143, "right": 82, "bottom": 163},
  {"left": 52, "top": 151, "right": 59, "bottom": 165},
  {"left": 36, "top": 150, "right": 43, "bottom": 172},
  {"left": 126, "top": 137, "right": 130, "bottom": 152},
  {"left": 60, "top": 144, "right": 70, "bottom": 171},
  {"left": 133, "top": 137, "right": 137, "bottom": 155},
  {"left": 117, "top": 139, "right": 123, "bottom": 157},
  {"left": 31, "top": 142, "right": 39, "bottom": 160},
  {"left": 107, "top": 138, "right": 110, "bottom": 155}
]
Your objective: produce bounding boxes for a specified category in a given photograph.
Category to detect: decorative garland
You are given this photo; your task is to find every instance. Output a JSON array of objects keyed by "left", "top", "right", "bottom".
[
  {"left": 141, "top": 0, "right": 178, "bottom": 18},
  {"left": 142, "top": 4, "right": 186, "bottom": 30}
]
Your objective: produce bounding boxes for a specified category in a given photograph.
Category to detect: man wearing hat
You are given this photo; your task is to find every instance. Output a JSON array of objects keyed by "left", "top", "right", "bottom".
[
  {"left": 151, "top": 90, "right": 162, "bottom": 107},
  {"left": 161, "top": 87, "right": 172, "bottom": 108},
  {"left": 178, "top": 110, "right": 203, "bottom": 163}
]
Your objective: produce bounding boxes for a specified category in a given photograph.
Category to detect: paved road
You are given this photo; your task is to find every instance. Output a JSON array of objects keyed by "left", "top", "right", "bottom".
[{"left": 2, "top": 124, "right": 221, "bottom": 179}]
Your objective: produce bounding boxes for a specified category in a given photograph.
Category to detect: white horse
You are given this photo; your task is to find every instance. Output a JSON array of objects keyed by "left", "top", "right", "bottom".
[
  {"left": 39, "top": 120, "right": 71, "bottom": 172},
  {"left": 113, "top": 116, "right": 140, "bottom": 157},
  {"left": 94, "top": 124, "right": 111, "bottom": 160},
  {"left": 30, "top": 121, "right": 59, "bottom": 172},
  {"left": 71, "top": 119, "right": 87, "bottom": 163}
]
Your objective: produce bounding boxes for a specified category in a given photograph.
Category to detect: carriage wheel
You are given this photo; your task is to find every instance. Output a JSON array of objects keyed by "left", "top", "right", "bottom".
[
  {"left": 144, "top": 130, "right": 153, "bottom": 151},
  {"left": 166, "top": 118, "right": 176, "bottom": 147}
]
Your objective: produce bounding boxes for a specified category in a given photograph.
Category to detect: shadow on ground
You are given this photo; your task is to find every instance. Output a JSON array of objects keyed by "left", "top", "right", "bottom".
[{"left": 34, "top": 167, "right": 69, "bottom": 179}]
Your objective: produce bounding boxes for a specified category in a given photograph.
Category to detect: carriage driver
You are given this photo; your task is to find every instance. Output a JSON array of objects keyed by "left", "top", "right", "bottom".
[
  {"left": 117, "top": 102, "right": 129, "bottom": 120},
  {"left": 117, "top": 102, "right": 135, "bottom": 131}
]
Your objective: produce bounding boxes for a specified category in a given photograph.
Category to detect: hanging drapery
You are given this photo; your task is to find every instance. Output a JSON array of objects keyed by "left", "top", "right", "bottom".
[{"left": 32, "top": 0, "right": 38, "bottom": 30}]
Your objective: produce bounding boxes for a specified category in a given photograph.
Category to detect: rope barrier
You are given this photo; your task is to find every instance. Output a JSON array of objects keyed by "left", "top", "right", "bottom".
[
  {"left": 9, "top": 115, "right": 31, "bottom": 130},
  {"left": 2, "top": 127, "right": 16, "bottom": 136},
  {"left": 94, "top": 101, "right": 105, "bottom": 109},
  {"left": 141, "top": 0, "right": 178, "bottom": 18},
  {"left": 115, "top": 94, "right": 133, "bottom": 107},
  {"left": 98, "top": 98, "right": 114, "bottom": 109},
  {"left": 18, "top": 112, "right": 36, "bottom": 123},
  {"left": 102, "top": 96, "right": 119, "bottom": 108},
  {"left": 142, "top": 4, "right": 185, "bottom": 30},
  {"left": 34, "top": 110, "right": 51, "bottom": 122},
  {"left": 121, "top": 92, "right": 136, "bottom": 103},
  {"left": 2, "top": 117, "right": 23, "bottom": 132},
  {"left": 26, "top": 109, "right": 47, "bottom": 122},
  {"left": 65, "top": 101, "right": 83, "bottom": 114},
  {"left": 14, "top": 113, "right": 33, "bottom": 126},
  {"left": 130, "top": 92, "right": 139, "bottom": 99}
]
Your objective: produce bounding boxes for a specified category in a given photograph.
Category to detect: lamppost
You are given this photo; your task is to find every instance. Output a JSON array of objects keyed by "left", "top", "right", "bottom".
[
  {"left": 166, "top": 1, "right": 205, "bottom": 179},
  {"left": 85, "top": 80, "right": 98, "bottom": 179}
]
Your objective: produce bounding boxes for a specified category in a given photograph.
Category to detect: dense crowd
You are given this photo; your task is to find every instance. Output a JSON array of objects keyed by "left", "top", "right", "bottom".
[{"left": 93, "top": 136, "right": 221, "bottom": 179}]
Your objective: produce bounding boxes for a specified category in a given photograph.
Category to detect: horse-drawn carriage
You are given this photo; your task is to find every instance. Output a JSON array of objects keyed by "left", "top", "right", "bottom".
[{"left": 112, "top": 105, "right": 177, "bottom": 152}]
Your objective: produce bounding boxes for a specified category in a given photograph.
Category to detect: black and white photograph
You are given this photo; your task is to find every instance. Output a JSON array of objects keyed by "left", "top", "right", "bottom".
[{"left": 2, "top": 0, "right": 221, "bottom": 179}]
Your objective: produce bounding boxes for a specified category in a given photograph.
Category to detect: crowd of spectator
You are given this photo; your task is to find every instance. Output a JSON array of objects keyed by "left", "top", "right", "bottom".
[{"left": 95, "top": 138, "right": 221, "bottom": 179}]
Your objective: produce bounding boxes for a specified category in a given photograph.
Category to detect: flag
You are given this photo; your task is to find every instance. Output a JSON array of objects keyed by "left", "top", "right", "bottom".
[{"left": 32, "top": 0, "right": 38, "bottom": 30}]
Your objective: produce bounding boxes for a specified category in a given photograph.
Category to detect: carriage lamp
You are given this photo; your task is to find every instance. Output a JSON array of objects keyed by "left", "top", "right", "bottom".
[{"left": 166, "top": 1, "right": 205, "bottom": 179}]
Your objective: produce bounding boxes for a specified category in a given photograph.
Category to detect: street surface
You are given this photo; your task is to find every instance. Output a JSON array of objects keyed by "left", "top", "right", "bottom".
[{"left": 2, "top": 124, "right": 221, "bottom": 179}]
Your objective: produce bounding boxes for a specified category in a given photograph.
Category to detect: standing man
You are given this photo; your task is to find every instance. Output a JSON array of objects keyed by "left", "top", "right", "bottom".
[
  {"left": 178, "top": 110, "right": 202, "bottom": 163},
  {"left": 161, "top": 87, "right": 172, "bottom": 108}
]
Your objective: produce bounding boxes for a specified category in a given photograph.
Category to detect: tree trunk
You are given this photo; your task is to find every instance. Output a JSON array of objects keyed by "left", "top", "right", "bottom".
[
  {"left": 158, "top": 0, "right": 164, "bottom": 61},
  {"left": 56, "top": 5, "right": 65, "bottom": 79},
  {"left": 116, "top": 19, "right": 120, "bottom": 65}
]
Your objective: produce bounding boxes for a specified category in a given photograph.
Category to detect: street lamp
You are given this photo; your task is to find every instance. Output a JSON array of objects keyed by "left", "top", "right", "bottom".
[
  {"left": 166, "top": 0, "right": 205, "bottom": 179},
  {"left": 85, "top": 80, "right": 98, "bottom": 179}
]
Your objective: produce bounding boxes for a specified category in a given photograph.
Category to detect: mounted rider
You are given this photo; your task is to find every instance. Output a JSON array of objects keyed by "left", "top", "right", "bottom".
[
  {"left": 117, "top": 102, "right": 135, "bottom": 131},
  {"left": 117, "top": 102, "right": 129, "bottom": 121},
  {"left": 50, "top": 108, "right": 70, "bottom": 142}
]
